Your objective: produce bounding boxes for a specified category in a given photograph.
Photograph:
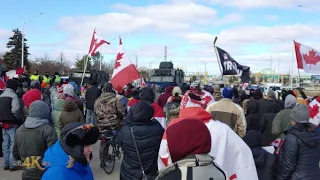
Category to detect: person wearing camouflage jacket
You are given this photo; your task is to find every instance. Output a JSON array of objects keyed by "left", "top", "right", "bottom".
[{"left": 94, "top": 83, "right": 125, "bottom": 168}]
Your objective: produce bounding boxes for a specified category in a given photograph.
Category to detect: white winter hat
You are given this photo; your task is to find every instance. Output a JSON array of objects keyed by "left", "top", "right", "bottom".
[{"left": 63, "top": 84, "right": 74, "bottom": 96}]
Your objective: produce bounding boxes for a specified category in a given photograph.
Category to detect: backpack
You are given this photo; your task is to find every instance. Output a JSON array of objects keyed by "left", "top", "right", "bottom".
[{"left": 155, "top": 154, "right": 228, "bottom": 180}]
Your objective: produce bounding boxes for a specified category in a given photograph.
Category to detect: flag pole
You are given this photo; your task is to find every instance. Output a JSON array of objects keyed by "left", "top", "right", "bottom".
[
  {"left": 213, "top": 36, "right": 223, "bottom": 75},
  {"left": 80, "top": 55, "right": 90, "bottom": 87}
]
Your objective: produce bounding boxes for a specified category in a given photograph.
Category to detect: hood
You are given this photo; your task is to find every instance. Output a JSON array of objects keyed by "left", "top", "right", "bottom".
[
  {"left": 140, "top": 87, "right": 155, "bottom": 103},
  {"left": 243, "top": 130, "right": 262, "bottom": 148},
  {"left": 166, "top": 118, "right": 211, "bottom": 162},
  {"left": 24, "top": 116, "right": 49, "bottom": 128},
  {"left": 42, "top": 141, "right": 91, "bottom": 175},
  {"left": 253, "top": 89, "right": 263, "bottom": 100},
  {"left": 54, "top": 99, "right": 65, "bottom": 111},
  {"left": 22, "top": 89, "right": 42, "bottom": 108},
  {"left": 126, "top": 101, "right": 154, "bottom": 123},
  {"left": 288, "top": 125, "right": 320, "bottom": 148},
  {"left": 63, "top": 99, "right": 78, "bottom": 112},
  {"left": 99, "top": 93, "right": 116, "bottom": 103},
  {"left": 172, "top": 86, "right": 182, "bottom": 96},
  {"left": 179, "top": 107, "right": 211, "bottom": 123},
  {"left": 165, "top": 85, "right": 174, "bottom": 94},
  {"left": 247, "top": 100, "right": 259, "bottom": 114},
  {"left": 285, "top": 94, "right": 297, "bottom": 108},
  {"left": 28, "top": 100, "right": 50, "bottom": 119}
]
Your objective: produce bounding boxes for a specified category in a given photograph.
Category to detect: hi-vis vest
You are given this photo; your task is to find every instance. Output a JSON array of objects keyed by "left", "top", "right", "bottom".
[
  {"left": 42, "top": 76, "right": 51, "bottom": 84},
  {"left": 30, "top": 75, "right": 40, "bottom": 81},
  {"left": 54, "top": 75, "right": 61, "bottom": 84}
]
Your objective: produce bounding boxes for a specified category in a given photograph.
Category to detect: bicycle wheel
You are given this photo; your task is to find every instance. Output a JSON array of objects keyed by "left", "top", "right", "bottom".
[{"left": 102, "top": 143, "right": 116, "bottom": 174}]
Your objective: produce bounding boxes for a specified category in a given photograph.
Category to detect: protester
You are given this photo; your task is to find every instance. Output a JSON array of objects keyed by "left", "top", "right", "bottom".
[
  {"left": 126, "top": 88, "right": 140, "bottom": 111},
  {"left": 206, "top": 87, "right": 246, "bottom": 137},
  {"left": 259, "top": 113, "right": 277, "bottom": 146},
  {"left": 51, "top": 99, "right": 65, "bottom": 138},
  {"left": 41, "top": 122, "right": 99, "bottom": 180},
  {"left": 139, "top": 87, "right": 166, "bottom": 128},
  {"left": 59, "top": 99, "right": 85, "bottom": 130},
  {"left": 277, "top": 104, "right": 320, "bottom": 180},
  {"left": 94, "top": 83, "right": 125, "bottom": 168},
  {"left": 163, "top": 87, "right": 182, "bottom": 124},
  {"left": 166, "top": 86, "right": 182, "bottom": 103},
  {"left": 251, "top": 88, "right": 264, "bottom": 101},
  {"left": 156, "top": 118, "right": 228, "bottom": 180},
  {"left": 118, "top": 101, "right": 164, "bottom": 180},
  {"left": 157, "top": 85, "right": 174, "bottom": 108},
  {"left": 22, "top": 89, "right": 42, "bottom": 120},
  {"left": 159, "top": 107, "right": 258, "bottom": 180},
  {"left": 243, "top": 130, "right": 277, "bottom": 180},
  {"left": 245, "top": 100, "right": 261, "bottom": 131},
  {"left": 0, "top": 79, "right": 22, "bottom": 171},
  {"left": 272, "top": 94, "right": 297, "bottom": 139},
  {"left": 116, "top": 89, "right": 129, "bottom": 115},
  {"left": 13, "top": 100, "right": 57, "bottom": 180},
  {"left": 258, "top": 90, "right": 281, "bottom": 115},
  {"left": 62, "top": 84, "right": 83, "bottom": 114},
  {"left": 85, "top": 80, "right": 101, "bottom": 125},
  {"left": 213, "top": 84, "right": 222, "bottom": 101}
]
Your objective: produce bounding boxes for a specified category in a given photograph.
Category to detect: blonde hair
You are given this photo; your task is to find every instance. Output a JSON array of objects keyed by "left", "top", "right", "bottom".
[{"left": 66, "top": 155, "right": 75, "bottom": 168}]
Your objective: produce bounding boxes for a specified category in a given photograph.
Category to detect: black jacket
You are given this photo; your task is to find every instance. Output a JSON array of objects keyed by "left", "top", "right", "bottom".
[
  {"left": 85, "top": 85, "right": 102, "bottom": 111},
  {"left": 278, "top": 125, "right": 320, "bottom": 180},
  {"left": 245, "top": 100, "right": 261, "bottom": 131},
  {"left": 258, "top": 99, "right": 281, "bottom": 115},
  {"left": 118, "top": 101, "right": 164, "bottom": 180},
  {"left": 252, "top": 147, "right": 277, "bottom": 180},
  {"left": 259, "top": 113, "right": 277, "bottom": 146}
]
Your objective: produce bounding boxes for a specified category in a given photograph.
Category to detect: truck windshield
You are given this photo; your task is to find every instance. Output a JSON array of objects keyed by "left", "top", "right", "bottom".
[{"left": 150, "top": 76, "right": 174, "bottom": 82}]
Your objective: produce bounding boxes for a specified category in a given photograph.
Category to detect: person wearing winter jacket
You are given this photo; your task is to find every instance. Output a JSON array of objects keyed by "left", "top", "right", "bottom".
[
  {"left": 243, "top": 130, "right": 277, "bottom": 180},
  {"left": 22, "top": 89, "right": 42, "bottom": 120},
  {"left": 85, "top": 80, "right": 101, "bottom": 125},
  {"left": 51, "top": 99, "right": 64, "bottom": 138},
  {"left": 272, "top": 94, "right": 297, "bottom": 139},
  {"left": 116, "top": 89, "right": 129, "bottom": 115},
  {"left": 157, "top": 85, "right": 174, "bottom": 108},
  {"left": 245, "top": 100, "right": 261, "bottom": 131},
  {"left": 61, "top": 84, "right": 84, "bottom": 114},
  {"left": 259, "top": 113, "right": 277, "bottom": 146},
  {"left": 41, "top": 122, "right": 99, "bottom": 180},
  {"left": 164, "top": 87, "right": 182, "bottom": 123},
  {"left": 12, "top": 100, "right": 57, "bottom": 180},
  {"left": 59, "top": 100, "right": 85, "bottom": 130},
  {"left": 126, "top": 88, "right": 140, "bottom": 111},
  {"left": 206, "top": 87, "right": 246, "bottom": 137},
  {"left": 118, "top": 101, "right": 164, "bottom": 180},
  {"left": 278, "top": 104, "right": 320, "bottom": 180}
]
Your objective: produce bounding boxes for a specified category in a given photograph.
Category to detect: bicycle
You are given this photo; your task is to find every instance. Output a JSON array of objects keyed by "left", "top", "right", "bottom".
[{"left": 100, "top": 127, "right": 122, "bottom": 174}]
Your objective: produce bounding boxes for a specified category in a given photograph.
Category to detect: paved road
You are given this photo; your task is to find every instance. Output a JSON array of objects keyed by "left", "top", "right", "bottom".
[{"left": 0, "top": 142, "right": 121, "bottom": 180}]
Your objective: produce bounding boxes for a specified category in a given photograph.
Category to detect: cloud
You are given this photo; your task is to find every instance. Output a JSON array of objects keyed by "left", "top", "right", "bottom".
[
  {"left": 265, "top": 15, "right": 279, "bottom": 21},
  {"left": 214, "top": 13, "right": 243, "bottom": 25}
]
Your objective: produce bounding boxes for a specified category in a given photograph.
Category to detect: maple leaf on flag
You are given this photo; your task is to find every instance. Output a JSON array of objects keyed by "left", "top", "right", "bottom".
[
  {"left": 303, "top": 49, "right": 320, "bottom": 68},
  {"left": 114, "top": 52, "right": 124, "bottom": 69},
  {"left": 308, "top": 104, "right": 319, "bottom": 119}
]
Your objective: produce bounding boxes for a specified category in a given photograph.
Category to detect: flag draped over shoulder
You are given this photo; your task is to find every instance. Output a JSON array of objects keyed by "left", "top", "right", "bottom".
[
  {"left": 216, "top": 46, "right": 250, "bottom": 82},
  {"left": 111, "top": 37, "right": 141, "bottom": 92},
  {"left": 294, "top": 41, "right": 320, "bottom": 74}
]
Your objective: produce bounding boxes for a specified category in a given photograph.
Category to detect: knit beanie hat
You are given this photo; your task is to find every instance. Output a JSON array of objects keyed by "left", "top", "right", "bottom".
[
  {"left": 222, "top": 87, "right": 233, "bottom": 99},
  {"left": 172, "top": 86, "right": 182, "bottom": 96},
  {"left": 22, "top": 89, "right": 42, "bottom": 108},
  {"left": 6, "top": 79, "right": 18, "bottom": 91},
  {"left": 285, "top": 94, "right": 297, "bottom": 108},
  {"left": 28, "top": 100, "right": 50, "bottom": 119},
  {"left": 60, "top": 122, "right": 99, "bottom": 165},
  {"left": 290, "top": 104, "right": 310, "bottom": 124},
  {"left": 139, "top": 87, "right": 155, "bottom": 103},
  {"left": 63, "top": 84, "right": 74, "bottom": 96},
  {"left": 167, "top": 118, "right": 211, "bottom": 162}
]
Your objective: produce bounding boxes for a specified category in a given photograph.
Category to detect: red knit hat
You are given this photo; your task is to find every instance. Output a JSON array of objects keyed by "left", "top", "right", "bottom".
[
  {"left": 166, "top": 118, "right": 211, "bottom": 162},
  {"left": 22, "top": 89, "right": 42, "bottom": 108}
]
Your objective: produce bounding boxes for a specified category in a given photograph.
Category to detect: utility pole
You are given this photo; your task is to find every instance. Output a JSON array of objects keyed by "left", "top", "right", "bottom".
[
  {"left": 164, "top": 46, "right": 167, "bottom": 62},
  {"left": 135, "top": 55, "right": 138, "bottom": 68}
]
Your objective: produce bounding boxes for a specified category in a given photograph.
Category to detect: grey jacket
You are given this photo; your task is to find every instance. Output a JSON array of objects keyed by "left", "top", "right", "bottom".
[{"left": 0, "top": 88, "right": 22, "bottom": 120}]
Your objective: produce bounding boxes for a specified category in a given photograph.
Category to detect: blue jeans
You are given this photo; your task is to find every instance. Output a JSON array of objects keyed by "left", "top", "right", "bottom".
[
  {"left": 2, "top": 126, "right": 16, "bottom": 168},
  {"left": 86, "top": 109, "right": 96, "bottom": 126}
]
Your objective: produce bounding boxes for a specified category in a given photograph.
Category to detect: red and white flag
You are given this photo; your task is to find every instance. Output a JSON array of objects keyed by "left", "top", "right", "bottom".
[
  {"left": 88, "top": 29, "right": 110, "bottom": 56},
  {"left": 6, "top": 67, "right": 24, "bottom": 79},
  {"left": 111, "top": 37, "right": 140, "bottom": 92},
  {"left": 308, "top": 96, "right": 320, "bottom": 126},
  {"left": 294, "top": 41, "right": 320, "bottom": 73},
  {"left": 0, "top": 78, "right": 5, "bottom": 89}
]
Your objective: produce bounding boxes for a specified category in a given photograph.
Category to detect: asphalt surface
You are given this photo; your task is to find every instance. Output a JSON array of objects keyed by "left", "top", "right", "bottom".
[{"left": 0, "top": 142, "right": 121, "bottom": 180}]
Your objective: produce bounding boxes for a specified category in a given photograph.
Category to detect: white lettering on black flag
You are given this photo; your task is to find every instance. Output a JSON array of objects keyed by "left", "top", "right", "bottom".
[{"left": 216, "top": 46, "right": 250, "bottom": 83}]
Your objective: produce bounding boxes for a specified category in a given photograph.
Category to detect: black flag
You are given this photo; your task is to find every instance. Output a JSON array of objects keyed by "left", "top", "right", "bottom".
[{"left": 216, "top": 46, "right": 250, "bottom": 83}]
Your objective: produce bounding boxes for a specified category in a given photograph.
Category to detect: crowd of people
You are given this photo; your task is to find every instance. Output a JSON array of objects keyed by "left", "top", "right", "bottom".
[{"left": 0, "top": 72, "right": 320, "bottom": 180}]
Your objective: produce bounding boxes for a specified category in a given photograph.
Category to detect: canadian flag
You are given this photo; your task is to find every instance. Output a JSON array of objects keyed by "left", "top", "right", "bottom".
[
  {"left": 6, "top": 67, "right": 24, "bottom": 79},
  {"left": 0, "top": 78, "right": 5, "bottom": 89},
  {"left": 111, "top": 37, "right": 140, "bottom": 92},
  {"left": 88, "top": 29, "right": 110, "bottom": 56},
  {"left": 294, "top": 41, "right": 320, "bottom": 73},
  {"left": 308, "top": 96, "right": 320, "bottom": 126}
]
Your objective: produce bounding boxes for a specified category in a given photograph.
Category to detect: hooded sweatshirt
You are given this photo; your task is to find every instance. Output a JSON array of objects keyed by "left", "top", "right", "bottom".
[
  {"left": 157, "top": 85, "right": 174, "bottom": 108},
  {"left": 158, "top": 107, "right": 258, "bottom": 180},
  {"left": 272, "top": 94, "right": 297, "bottom": 139},
  {"left": 12, "top": 100, "right": 57, "bottom": 180},
  {"left": 59, "top": 100, "right": 84, "bottom": 130},
  {"left": 245, "top": 100, "right": 261, "bottom": 131}
]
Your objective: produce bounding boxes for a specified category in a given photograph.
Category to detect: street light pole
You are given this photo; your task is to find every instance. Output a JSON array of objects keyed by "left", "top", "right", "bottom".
[{"left": 21, "top": 13, "right": 43, "bottom": 68}]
